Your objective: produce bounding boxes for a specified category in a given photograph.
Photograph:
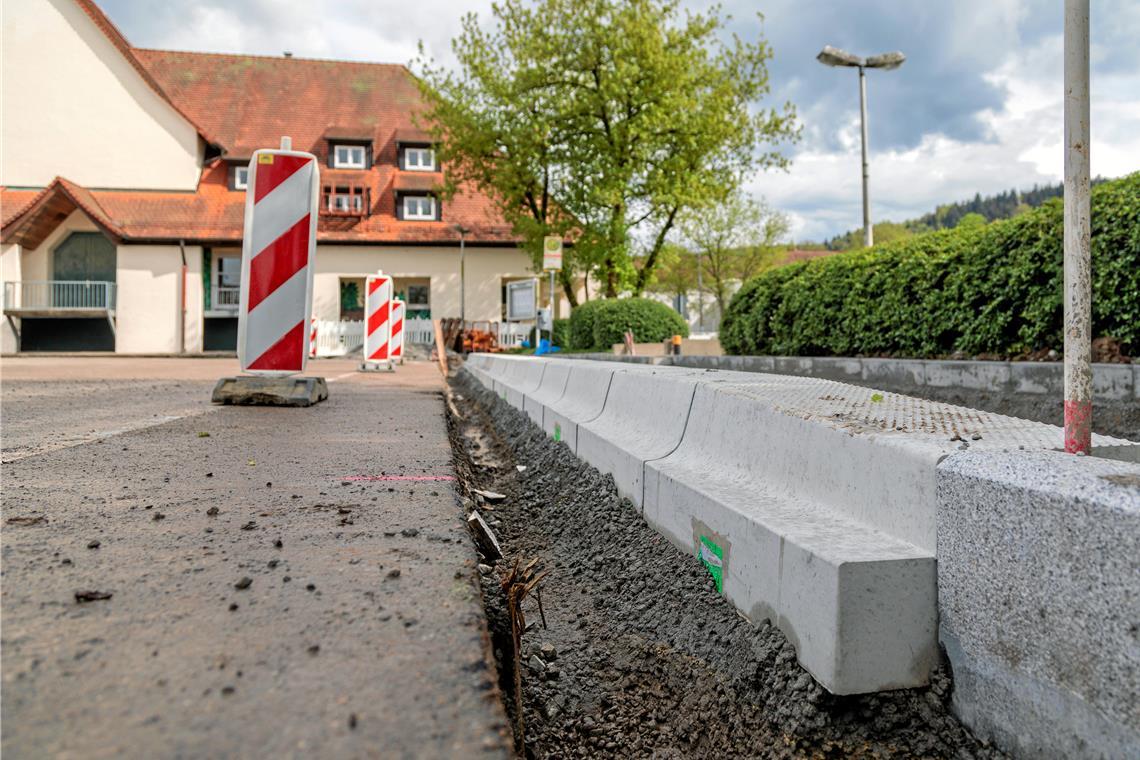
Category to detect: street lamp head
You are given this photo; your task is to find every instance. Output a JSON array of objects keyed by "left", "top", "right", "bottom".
[
  {"left": 865, "top": 51, "right": 906, "bottom": 70},
  {"left": 817, "top": 45, "right": 864, "bottom": 68}
]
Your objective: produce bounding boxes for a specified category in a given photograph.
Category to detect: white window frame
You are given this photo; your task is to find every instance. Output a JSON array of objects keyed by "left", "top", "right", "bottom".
[
  {"left": 332, "top": 144, "right": 367, "bottom": 169},
  {"left": 233, "top": 166, "right": 249, "bottom": 190},
  {"left": 402, "top": 195, "right": 437, "bottom": 221},
  {"left": 404, "top": 146, "right": 436, "bottom": 172},
  {"left": 328, "top": 191, "right": 363, "bottom": 213}
]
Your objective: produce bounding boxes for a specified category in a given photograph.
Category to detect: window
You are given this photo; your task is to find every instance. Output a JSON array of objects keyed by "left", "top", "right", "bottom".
[
  {"left": 402, "top": 194, "right": 436, "bottom": 221},
  {"left": 329, "top": 188, "right": 364, "bottom": 213},
  {"left": 403, "top": 146, "right": 436, "bottom": 171},
  {"left": 332, "top": 144, "right": 366, "bottom": 169},
  {"left": 232, "top": 166, "right": 249, "bottom": 190},
  {"left": 394, "top": 278, "right": 431, "bottom": 318}
]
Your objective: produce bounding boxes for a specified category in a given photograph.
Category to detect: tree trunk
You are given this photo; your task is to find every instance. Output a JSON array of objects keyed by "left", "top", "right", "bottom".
[{"left": 559, "top": 268, "right": 579, "bottom": 309}]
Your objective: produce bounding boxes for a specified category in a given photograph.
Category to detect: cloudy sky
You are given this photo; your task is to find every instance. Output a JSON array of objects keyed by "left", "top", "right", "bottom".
[{"left": 102, "top": 0, "right": 1140, "bottom": 242}]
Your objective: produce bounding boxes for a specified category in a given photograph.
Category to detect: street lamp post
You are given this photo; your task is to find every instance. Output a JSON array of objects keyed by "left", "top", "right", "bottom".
[
  {"left": 455, "top": 225, "right": 469, "bottom": 324},
  {"left": 817, "top": 46, "right": 905, "bottom": 248}
]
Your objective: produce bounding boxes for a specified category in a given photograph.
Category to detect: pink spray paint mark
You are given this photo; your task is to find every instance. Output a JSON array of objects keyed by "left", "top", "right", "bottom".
[{"left": 341, "top": 475, "right": 456, "bottom": 482}]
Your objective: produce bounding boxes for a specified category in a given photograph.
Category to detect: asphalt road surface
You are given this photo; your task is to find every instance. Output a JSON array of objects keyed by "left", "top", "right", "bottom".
[{"left": 1, "top": 358, "right": 509, "bottom": 758}]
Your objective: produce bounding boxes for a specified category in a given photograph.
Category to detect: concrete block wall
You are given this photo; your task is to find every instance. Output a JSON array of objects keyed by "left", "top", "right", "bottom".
[
  {"left": 937, "top": 451, "right": 1140, "bottom": 758},
  {"left": 462, "top": 355, "right": 1140, "bottom": 715}
]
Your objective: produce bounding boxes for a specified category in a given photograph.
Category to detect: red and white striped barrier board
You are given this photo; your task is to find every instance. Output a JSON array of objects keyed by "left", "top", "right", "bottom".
[
  {"left": 363, "top": 273, "right": 393, "bottom": 365},
  {"left": 237, "top": 147, "right": 319, "bottom": 375},
  {"left": 390, "top": 299, "right": 406, "bottom": 364},
  {"left": 309, "top": 318, "right": 318, "bottom": 358}
]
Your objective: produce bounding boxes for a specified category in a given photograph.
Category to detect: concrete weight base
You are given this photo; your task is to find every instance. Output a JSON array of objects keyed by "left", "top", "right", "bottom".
[{"left": 211, "top": 376, "right": 328, "bottom": 407}]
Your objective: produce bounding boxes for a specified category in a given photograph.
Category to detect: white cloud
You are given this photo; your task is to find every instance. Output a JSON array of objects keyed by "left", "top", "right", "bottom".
[{"left": 756, "top": 30, "right": 1140, "bottom": 242}]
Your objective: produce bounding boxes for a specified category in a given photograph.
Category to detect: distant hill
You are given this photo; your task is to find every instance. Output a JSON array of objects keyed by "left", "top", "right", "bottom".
[{"left": 822, "top": 179, "right": 1108, "bottom": 251}]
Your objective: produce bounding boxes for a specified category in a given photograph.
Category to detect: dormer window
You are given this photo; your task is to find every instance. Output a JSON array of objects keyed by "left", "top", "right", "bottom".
[
  {"left": 403, "top": 146, "right": 436, "bottom": 172},
  {"left": 232, "top": 165, "right": 249, "bottom": 190},
  {"left": 332, "top": 144, "right": 367, "bottom": 169},
  {"left": 402, "top": 194, "right": 437, "bottom": 221}
]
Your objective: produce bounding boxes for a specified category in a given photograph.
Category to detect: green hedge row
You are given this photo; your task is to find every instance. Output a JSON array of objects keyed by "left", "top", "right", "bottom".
[
  {"left": 721, "top": 173, "right": 1140, "bottom": 357},
  {"left": 568, "top": 297, "right": 689, "bottom": 350}
]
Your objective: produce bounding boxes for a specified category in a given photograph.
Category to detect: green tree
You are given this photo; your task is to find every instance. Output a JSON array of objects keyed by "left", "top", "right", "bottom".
[
  {"left": 678, "top": 194, "right": 789, "bottom": 316},
  {"left": 415, "top": 0, "right": 797, "bottom": 303}
]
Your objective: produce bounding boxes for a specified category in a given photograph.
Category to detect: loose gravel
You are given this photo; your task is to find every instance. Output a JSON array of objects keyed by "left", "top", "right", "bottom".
[{"left": 449, "top": 369, "right": 1006, "bottom": 759}]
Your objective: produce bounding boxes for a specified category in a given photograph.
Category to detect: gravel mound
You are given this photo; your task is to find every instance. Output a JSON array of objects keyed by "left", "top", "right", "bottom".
[{"left": 450, "top": 370, "right": 1004, "bottom": 759}]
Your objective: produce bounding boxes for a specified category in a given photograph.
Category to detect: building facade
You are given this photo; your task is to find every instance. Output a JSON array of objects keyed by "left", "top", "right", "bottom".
[{"left": 1, "top": 0, "right": 550, "bottom": 354}]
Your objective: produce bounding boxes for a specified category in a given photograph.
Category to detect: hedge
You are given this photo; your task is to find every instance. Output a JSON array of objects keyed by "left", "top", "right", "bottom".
[
  {"left": 720, "top": 172, "right": 1140, "bottom": 358},
  {"left": 569, "top": 297, "right": 689, "bottom": 350}
]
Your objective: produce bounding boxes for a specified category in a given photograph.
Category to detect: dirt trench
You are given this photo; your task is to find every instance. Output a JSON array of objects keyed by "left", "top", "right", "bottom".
[{"left": 446, "top": 370, "right": 1005, "bottom": 759}]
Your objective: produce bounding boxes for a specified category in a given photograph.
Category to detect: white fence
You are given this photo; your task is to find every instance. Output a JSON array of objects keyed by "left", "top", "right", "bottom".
[
  {"left": 313, "top": 319, "right": 364, "bottom": 357},
  {"left": 312, "top": 318, "right": 534, "bottom": 356}
]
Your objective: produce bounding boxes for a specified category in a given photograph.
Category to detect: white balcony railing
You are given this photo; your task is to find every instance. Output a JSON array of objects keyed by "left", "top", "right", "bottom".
[
  {"left": 3, "top": 280, "right": 116, "bottom": 312},
  {"left": 211, "top": 285, "right": 241, "bottom": 311}
]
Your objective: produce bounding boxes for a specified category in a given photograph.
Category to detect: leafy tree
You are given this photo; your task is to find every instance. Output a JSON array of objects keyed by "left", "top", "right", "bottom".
[
  {"left": 415, "top": 0, "right": 797, "bottom": 303},
  {"left": 678, "top": 194, "right": 789, "bottom": 316}
]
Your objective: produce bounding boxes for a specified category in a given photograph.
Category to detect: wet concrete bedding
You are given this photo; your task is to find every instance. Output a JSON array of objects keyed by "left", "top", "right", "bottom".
[
  {"left": 450, "top": 371, "right": 1005, "bottom": 758},
  {"left": 2, "top": 375, "right": 510, "bottom": 758}
]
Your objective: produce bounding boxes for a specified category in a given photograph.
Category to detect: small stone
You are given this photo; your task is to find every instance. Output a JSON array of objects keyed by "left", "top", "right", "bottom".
[
  {"left": 267, "top": 559, "right": 280, "bottom": 569},
  {"left": 87, "top": 540, "right": 101, "bottom": 549},
  {"left": 386, "top": 568, "right": 401, "bottom": 579},
  {"left": 234, "top": 577, "right": 253, "bottom": 590},
  {"left": 221, "top": 686, "right": 235, "bottom": 696},
  {"left": 274, "top": 539, "right": 283, "bottom": 548},
  {"left": 306, "top": 583, "right": 316, "bottom": 591},
  {"left": 958, "top": 443, "right": 969, "bottom": 451},
  {"left": 400, "top": 527, "right": 420, "bottom": 538},
  {"left": 152, "top": 512, "right": 166, "bottom": 521},
  {"left": 75, "top": 590, "right": 112, "bottom": 603},
  {"left": 283, "top": 576, "right": 292, "bottom": 583},
  {"left": 528, "top": 655, "right": 546, "bottom": 674},
  {"left": 229, "top": 603, "right": 239, "bottom": 611},
  {"left": 540, "top": 642, "right": 558, "bottom": 661},
  {"left": 348, "top": 713, "right": 358, "bottom": 730},
  {"left": 307, "top": 644, "right": 320, "bottom": 655},
  {"left": 206, "top": 507, "right": 220, "bottom": 517},
  {"left": 970, "top": 433, "right": 982, "bottom": 441},
  {"left": 477, "top": 564, "right": 493, "bottom": 575},
  {"left": 241, "top": 521, "right": 256, "bottom": 531}
]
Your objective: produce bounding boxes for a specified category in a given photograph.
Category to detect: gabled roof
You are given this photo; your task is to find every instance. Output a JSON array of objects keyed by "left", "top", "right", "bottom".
[
  {"left": 1, "top": 177, "right": 125, "bottom": 249},
  {"left": 72, "top": 0, "right": 222, "bottom": 149},
  {"left": 133, "top": 48, "right": 421, "bottom": 160}
]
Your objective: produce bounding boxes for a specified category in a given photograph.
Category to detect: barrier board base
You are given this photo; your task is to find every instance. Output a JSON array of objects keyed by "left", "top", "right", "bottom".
[
  {"left": 359, "top": 360, "right": 395, "bottom": 373},
  {"left": 212, "top": 376, "right": 329, "bottom": 407}
]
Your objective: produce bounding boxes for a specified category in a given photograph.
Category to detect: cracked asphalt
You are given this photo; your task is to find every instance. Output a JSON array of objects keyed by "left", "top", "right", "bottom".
[{"left": 1, "top": 358, "right": 509, "bottom": 759}]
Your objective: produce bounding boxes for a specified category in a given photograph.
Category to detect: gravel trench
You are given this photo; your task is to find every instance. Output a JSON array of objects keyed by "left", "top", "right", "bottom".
[{"left": 448, "top": 369, "right": 1005, "bottom": 759}]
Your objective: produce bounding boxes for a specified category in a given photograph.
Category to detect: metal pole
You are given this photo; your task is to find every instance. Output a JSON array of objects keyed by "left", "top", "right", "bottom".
[
  {"left": 858, "top": 66, "right": 872, "bottom": 248},
  {"left": 695, "top": 251, "right": 703, "bottom": 332},
  {"left": 459, "top": 230, "right": 466, "bottom": 325},
  {"left": 549, "top": 269, "right": 556, "bottom": 345},
  {"left": 1063, "top": 0, "right": 1092, "bottom": 454}
]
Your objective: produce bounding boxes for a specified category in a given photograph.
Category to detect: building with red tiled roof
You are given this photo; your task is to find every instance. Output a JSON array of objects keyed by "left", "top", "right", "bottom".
[{"left": 1, "top": 0, "right": 539, "bottom": 353}]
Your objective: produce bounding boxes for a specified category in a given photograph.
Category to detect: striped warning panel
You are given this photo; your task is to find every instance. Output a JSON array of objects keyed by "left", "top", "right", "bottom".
[
  {"left": 236, "top": 149, "right": 318, "bottom": 374},
  {"left": 364, "top": 274, "right": 393, "bottom": 363},
  {"left": 390, "top": 299, "right": 406, "bottom": 362}
]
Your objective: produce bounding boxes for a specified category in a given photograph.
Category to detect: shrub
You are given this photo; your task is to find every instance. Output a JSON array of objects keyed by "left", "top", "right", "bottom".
[
  {"left": 720, "top": 173, "right": 1140, "bottom": 358},
  {"left": 590, "top": 297, "right": 690, "bottom": 350},
  {"left": 568, "top": 299, "right": 611, "bottom": 349},
  {"left": 551, "top": 318, "right": 571, "bottom": 348}
]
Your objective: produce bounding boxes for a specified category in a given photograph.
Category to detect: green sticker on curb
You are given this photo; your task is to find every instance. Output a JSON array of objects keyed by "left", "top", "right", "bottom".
[
  {"left": 553, "top": 422, "right": 561, "bottom": 441},
  {"left": 697, "top": 535, "right": 724, "bottom": 592}
]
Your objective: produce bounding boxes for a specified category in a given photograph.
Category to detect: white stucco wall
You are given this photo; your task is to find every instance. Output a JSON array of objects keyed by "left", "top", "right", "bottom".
[
  {"left": 312, "top": 245, "right": 535, "bottom": 322},
  {"left": 115, "top": 244, "right": 203, "bottom": 354},
  {"left": 1, "top": 243, "right": 22, "bottom": 353},
  {"left": 0, "top": 0, "right": 202, "bottom": 190}
]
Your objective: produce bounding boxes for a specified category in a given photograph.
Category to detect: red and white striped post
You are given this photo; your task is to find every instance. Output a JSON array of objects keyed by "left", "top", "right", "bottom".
[
  {"left": 309, "top": 318, "right": 318, "bottom": 359},
  {"left": 237, "top": 138, "right": 319, "bottom": 375},
  {"left": 362, "top": 272, "right": 393, "bottom": 370},
  {"left": 390, "top": 299, "right": 406, "bottom": 365}
]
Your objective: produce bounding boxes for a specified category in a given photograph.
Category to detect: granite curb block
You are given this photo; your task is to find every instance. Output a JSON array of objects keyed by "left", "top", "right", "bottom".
[{"left": 936, "top": 450, "right": 1140, "bottom": 759}]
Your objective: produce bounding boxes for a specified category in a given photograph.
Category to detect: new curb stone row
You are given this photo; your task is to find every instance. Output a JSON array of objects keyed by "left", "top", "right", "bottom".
[{"left": 462, "top": 353, "right": 1138, "bottom": 704}]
